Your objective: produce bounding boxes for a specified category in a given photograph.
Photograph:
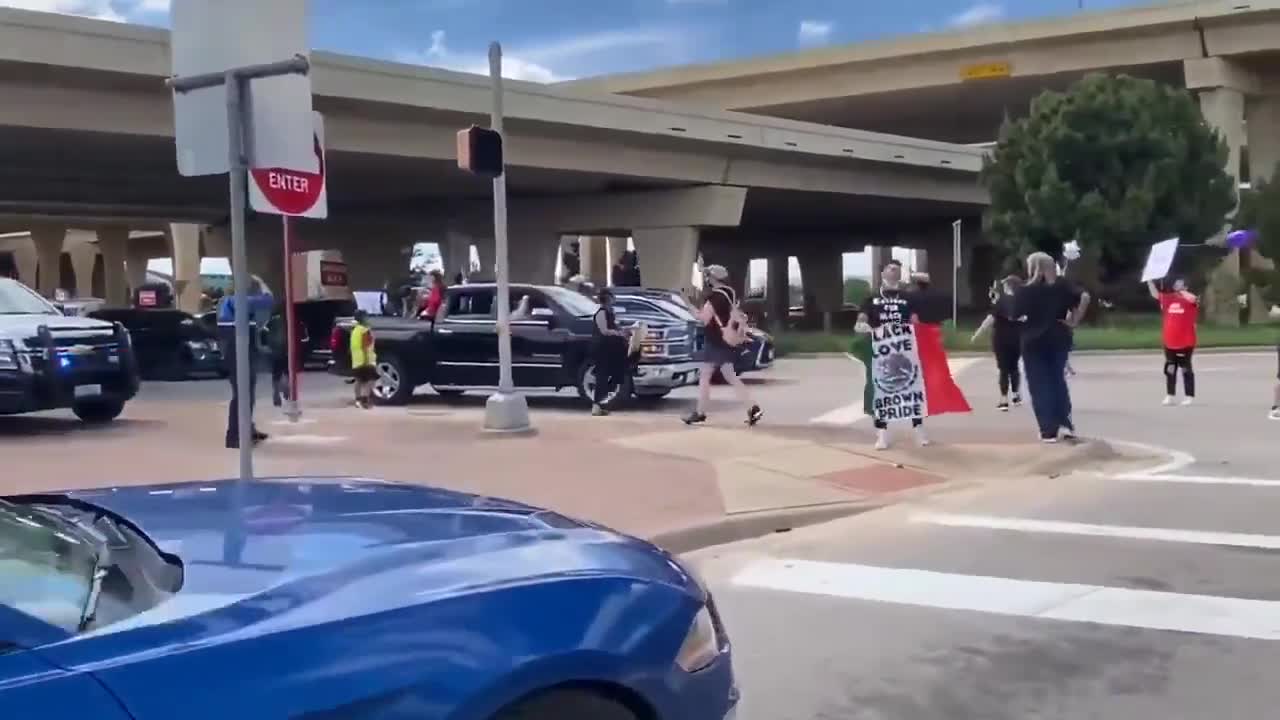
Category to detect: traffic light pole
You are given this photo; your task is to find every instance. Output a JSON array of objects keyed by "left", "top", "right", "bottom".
[
  {"left": 482, "top": 42, "right": 532, "bottom": 433},
  {"left": 168, "top": 55, "right": 311, "bottom": 479}
]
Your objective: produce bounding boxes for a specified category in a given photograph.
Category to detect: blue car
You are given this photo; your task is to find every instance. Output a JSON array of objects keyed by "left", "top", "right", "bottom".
[{"left": 0, "top": 478, "right": 737, "bottom": 720}]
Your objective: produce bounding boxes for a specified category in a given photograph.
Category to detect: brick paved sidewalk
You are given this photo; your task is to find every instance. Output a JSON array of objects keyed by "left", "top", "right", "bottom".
[{"left": 0, "top": 393, "right": 1145, "bottom": 547}]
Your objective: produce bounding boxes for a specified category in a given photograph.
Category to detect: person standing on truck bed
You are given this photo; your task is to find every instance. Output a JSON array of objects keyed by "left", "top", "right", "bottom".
[
  {"left": 590, "top": 288, "right": 630, "bottom": 416},
  {"left": 218, "top": 282, "right": 274, "bottom": 449},
  {"left": 350, "top": 309, "right": 378, "bottom": 409}
]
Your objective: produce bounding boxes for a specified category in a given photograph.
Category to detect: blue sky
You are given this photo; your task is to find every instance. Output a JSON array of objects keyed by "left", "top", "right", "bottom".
[{"left": 11, "top": 0, "right": 1155, "bottom": 81}]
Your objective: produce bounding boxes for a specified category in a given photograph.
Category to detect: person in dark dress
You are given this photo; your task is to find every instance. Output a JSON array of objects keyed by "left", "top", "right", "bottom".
[
  {"left": 971, "top": 275, "right": 1025, "bottom": 410},
  {"left": 590, "top": 287, "right": 630, "bottom": 416},
  {"left": 612, "top": 250, "right": 642, "bottom": 287},
  {"left": 1013, "top": 252, "right": 1090, "bottom": 443}
]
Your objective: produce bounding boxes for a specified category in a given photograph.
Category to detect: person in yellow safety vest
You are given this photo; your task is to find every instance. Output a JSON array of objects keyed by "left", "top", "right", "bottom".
[{"left": 349, "top": 309, "right": 378, "bottom": 409}]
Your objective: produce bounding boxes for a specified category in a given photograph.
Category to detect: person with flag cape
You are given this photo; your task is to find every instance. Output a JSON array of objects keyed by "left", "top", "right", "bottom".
[{"left": 851, "top": 260, "right": 971, "bottom": 451}]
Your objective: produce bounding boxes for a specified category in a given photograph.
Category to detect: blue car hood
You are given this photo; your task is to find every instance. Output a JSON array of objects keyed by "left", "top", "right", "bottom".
[{"left": 59, "top": 478, "right": 697, "bottom": 638}]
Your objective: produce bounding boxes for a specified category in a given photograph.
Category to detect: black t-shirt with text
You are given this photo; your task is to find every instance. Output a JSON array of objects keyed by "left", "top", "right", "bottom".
[
  {"left": 1014, "top": 280, "right": 1083, "bottom": 347},
  {"left": 863, "top": 287, "right": 913, "bottom": 328}
]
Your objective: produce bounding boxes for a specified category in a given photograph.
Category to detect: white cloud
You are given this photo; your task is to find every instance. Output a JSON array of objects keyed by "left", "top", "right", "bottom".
[
  {"left": 400, "top": 28, "right": 691, "bottom": 83},
  {"left": 949, "top": 2, "right": 1004, "bottom": 28},
  {"left": 797, "top": 19, "right": 833, "bottom": 46},
  {"left": 0, "top": 0, "right": 169, "bottom": 21}
]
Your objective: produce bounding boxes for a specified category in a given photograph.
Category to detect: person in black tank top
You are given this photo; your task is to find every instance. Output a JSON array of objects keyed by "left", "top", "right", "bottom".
[
  {"left": 683, "top": 265, "right": 763, "bottom": 427},
  {"left": 590, "top": 288, "right": 629, "bottom": 416},
  {"left": 971, "top": 275, "right": 1025, "bottom": 410}
]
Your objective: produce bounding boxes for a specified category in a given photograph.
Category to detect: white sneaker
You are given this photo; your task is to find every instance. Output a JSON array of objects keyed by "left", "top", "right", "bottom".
[
  {"left": 1180, "top": 397, "right": 1194, "bottom": 407},
  {"left": 1162, "top": 396, "right": 1175, "bottom": 406},
  {"left": 914, "top": 426, "right": 930, "bottom": 447},
  {"left": 1269, "top": 407, "right": 1280, "bottom": 421},
  {"left": 874, "top": 430, "right": 890, "bottom": 451}
]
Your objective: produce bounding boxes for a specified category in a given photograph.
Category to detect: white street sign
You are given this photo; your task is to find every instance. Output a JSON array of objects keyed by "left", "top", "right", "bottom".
[
  {"left": 170, "top": 0, "right": 316, "bottom": 177},
  {"left": 249, "top": 112, "right": 328, "bottom": 218}
]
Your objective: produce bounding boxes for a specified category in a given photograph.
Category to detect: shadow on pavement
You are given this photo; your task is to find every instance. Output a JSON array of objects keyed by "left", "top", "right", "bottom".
[{"left": 0, "top": 416, "right": 166, "bottom": 437}]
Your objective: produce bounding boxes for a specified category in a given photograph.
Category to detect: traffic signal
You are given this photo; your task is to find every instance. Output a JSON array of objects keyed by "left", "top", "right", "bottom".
[{"left": 456, "top": 125, "right": 504, "bottom": 178}]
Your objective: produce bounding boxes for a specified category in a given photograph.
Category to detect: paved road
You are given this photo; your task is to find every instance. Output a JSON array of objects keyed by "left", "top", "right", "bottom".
[{"left": 689, "top": 350, "right": 1280, "bottom": 720}]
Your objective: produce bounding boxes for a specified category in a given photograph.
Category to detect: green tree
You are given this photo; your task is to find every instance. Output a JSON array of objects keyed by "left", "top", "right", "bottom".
[{"left": 982, "top": 73, "right": 1236, "bottom": 290}]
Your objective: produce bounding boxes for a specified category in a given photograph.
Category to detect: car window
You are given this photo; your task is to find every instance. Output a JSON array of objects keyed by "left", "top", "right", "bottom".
[
  {"left": 509, "top": 292, "right": 550, "bottom": 312},
  {"left": 542, "top": 286, "right": 599, "bottom": 317},
  {"left": 0, "top": 279, "right": 59, "bottom": 316},
  {"left": 446, "top": 289, "right": 495, "bottom": 319},
  {"left": 0, "top": 501, "right": 98, "bottom": 634}
]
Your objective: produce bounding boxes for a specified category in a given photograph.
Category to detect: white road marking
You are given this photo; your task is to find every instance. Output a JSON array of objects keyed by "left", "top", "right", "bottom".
[
  {"left": 809, "top": 356, "right": 979, "bottom": 426},
  {"left": 270, "top": 434, "right": 347, "bottom": 445},
  {"left": 1104, "top": 441, "right": 1278, "bottom": 487},
  {"left": 733, "top": 558, "right": 1280, "bottom": 641},
  {"left": 269, "top": 417, "right": 318, "bottom": 426},
  {"left": 911, "top": 511, "right": 1280, "bottom": 550}
]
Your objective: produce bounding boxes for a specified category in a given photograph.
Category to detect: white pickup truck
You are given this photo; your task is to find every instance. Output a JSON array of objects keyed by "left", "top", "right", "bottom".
[{"left": 0, "top": 278, "right": 140, "bottom": 423}]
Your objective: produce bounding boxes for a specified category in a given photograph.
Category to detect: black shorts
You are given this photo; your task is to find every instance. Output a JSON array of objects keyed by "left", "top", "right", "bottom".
[{"left": 352, "top": 365, "right": 379, "bottom": 383}]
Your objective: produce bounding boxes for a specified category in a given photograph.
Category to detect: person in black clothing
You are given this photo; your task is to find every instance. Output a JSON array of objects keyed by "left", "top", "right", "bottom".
[
  {"left": 907, "top": 272, "right": 950, "bottom": 325},
  {"left": 612, "top": 250, "right": 642, "bottom": 287},
  {"left": 971, "top": 275, "right": 1025, "bottom": 410},
  {"left": 856, "top": 259, "right": 928, "bottom": 450},
  {"left": 590, "top": 287, "right": 630, "bottom": 416},
  {"left": 683, "top": 265, "right": 763, "bottom": 426},
  {"left": 1013, "top": 252, "right": 1090, "bottom": 443}
]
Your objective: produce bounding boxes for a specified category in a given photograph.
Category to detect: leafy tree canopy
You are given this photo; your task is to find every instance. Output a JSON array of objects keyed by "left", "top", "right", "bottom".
[
  {"left": 982, "top": 73, "right": 1236, "bottom": 289},
  {"left": 1235, "top": 172, "right": 1280, "bottom": 306}
]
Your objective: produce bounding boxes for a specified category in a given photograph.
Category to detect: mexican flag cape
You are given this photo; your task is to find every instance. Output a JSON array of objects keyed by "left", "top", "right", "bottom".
[{"left": 851, "top": 321, "right": 971, "bottom": 423}]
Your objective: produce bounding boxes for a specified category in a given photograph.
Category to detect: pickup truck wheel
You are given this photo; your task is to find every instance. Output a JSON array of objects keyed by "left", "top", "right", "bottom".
[
  {"left": 577, "top": 361, "right": 632, "bottom": 411},
  {"left": 73, "top": 398, "right": 125, "bottom": 424},
  {"left": 492, "top": 689, "right": 638, "bottom": 720},
  {"left": 371, "top": 355, "right": 413, "bottom": 406}
]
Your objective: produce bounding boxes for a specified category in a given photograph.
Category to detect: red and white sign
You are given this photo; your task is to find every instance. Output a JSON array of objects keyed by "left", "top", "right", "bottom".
[
  {"left": 138, "top": 290, "right": 157, "bottom": 307},
  {"left": 319, "top": 260, "right": 348, "bottom": 288},
  {"left": 250, "top": 112, "right": 328, "bottom": 218}
]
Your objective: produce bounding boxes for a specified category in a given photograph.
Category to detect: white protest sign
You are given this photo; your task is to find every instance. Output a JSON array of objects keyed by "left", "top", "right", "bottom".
[
  {"left": 1141, "top": 238, "right": 1179, "bottom": 282},
  {"left": 171, "top": 0, "right": 316, "bottom": 177},
  {"left": 871, "top": 323, "right": 928, "bottom": 424}
]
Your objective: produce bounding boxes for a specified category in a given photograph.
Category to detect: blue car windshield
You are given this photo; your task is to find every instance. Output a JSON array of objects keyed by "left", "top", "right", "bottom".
[
  {"left": 543, "top": 286, "right": 599, "bottom": 318},
  {"left": 0, "top": 500, "right": 100, "bottom": 633}
]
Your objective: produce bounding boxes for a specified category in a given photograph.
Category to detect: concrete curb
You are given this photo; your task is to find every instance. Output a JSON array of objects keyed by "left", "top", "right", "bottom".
[{"left": 649, "top": 501, "right": 884, "bottom": 555}]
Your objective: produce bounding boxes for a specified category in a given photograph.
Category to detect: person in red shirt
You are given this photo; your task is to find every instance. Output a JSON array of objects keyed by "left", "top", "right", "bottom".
[
  {"left": 418, "top": 269, "right": 446, "bottom": 322},
  {"left": 1149, "top": 277, "right": 1198, "bottom": 406}
]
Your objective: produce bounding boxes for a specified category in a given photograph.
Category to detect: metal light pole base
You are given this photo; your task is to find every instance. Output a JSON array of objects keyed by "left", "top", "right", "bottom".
[{"left": 483, "top": 391, "right": 532, "bottom": 433}]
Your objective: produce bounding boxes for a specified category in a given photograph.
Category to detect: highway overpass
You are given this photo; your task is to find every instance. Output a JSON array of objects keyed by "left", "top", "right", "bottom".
[{"left": 0, "top": 6, "right": 986, "bottom": 316}]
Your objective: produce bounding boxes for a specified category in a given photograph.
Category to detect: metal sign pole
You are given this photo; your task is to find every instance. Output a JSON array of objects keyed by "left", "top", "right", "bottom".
[
  {"left": 169, "top": 55, "right": 311, "bottom": 480},
  {"left": 952, "top": 219, "right": 962, "bottom": 326},
  {"left": 482, "top": 41, "right": 531, "bottom": 433},
  {"left": 282, "top": 215, "right": 301, "bottom": 422}
]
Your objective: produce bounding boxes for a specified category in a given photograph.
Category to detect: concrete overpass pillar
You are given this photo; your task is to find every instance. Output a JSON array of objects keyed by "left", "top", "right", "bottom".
[
  {"left": 765, "top": 253, "right": 789, "bottom": 331},
  {"left": 31, "top": 225, "right": 65, "bottom": 298},
  {"left": 797, "top": 249, "right": 843, "bottom": 333},
  {"left": 67, "top": 242, "right": 97, "bottom": 299},
  {"left": 169, "top": 223, "right": 203, "bottom": 313},
  {"left": 440, "top": 230, "right": 472, "bottom": 281},
  {"left": 11, "top": 242, "right": 36, "bottom": 289},
  {"left": 124, "top": 241, "right": 151, "bottom": 298},
  {"left": 96, "top": 227, "right": 130, "bottom": 307},
  {"left": 578, "top": 236, "right": 609, "bottom": 284},
  {"left": 632, "top": 227, "right": 699, "bottom": 298},
  {"left": 605, "top": 237, "right": 626, "bottom": 285},
  {"left": 1198, "top": 86, "right": 1248, "bottom": 324},
  {"left": 698, "top": 233, "right": 751, "bottom": 300},
  {"left": 1247, "top": 95, "right": 1280, "bottom": 183},
  {"left": 869, "top": 246, "right": 892, "bottom": 290}
]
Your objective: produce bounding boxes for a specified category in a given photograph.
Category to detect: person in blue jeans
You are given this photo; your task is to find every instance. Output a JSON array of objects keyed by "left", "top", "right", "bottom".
[{"left": 1014, "top": 252, "right": 1091, "bottom": 443}]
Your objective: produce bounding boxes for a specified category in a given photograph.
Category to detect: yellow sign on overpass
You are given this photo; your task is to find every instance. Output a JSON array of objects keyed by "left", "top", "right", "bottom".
[{"left": 961, "top": 61, "right": 1012, "bottom": 81}]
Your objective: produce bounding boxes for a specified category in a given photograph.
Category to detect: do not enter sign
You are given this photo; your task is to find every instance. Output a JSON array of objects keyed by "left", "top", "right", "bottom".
[{"left": 249, "top": 111, "right": 328, "bottom": 218}]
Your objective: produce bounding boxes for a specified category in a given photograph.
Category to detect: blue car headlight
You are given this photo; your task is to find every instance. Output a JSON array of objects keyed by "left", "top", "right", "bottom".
[{"left": 675, "top": 605, "right": 721, "bottom": 673}]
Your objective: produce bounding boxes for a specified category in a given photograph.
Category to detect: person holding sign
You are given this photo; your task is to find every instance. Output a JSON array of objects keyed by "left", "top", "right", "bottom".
[
  {"left": 1148, "top": 277, "right": 1198, "bottom": 406},
  {"left": 855, "top": 259, "right": 928, "bottom": 451},
  {"left": 1015, "top": 253, "right": 1090, "bottom": 443}
]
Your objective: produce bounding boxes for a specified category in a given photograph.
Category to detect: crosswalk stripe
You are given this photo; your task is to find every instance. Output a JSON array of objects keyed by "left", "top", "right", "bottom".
[
  {"left": 910, "top": 511, "right": 1280, "bottom": 549},
  {"left": 732, "top": 558, "right": 1280, "bottom": 641}
]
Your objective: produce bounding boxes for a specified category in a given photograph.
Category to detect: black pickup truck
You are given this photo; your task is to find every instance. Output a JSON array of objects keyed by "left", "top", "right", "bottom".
[{"left": 329, "top": 283, "right": 702, "bottom": 408}]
